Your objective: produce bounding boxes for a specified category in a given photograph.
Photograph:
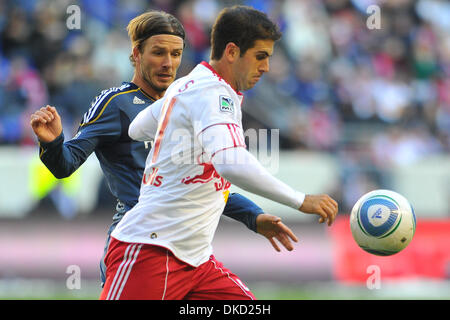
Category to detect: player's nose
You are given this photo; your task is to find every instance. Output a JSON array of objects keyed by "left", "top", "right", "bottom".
[
  {"left": 259, "top": 59, "right": 270, "bottom": 73},
  {"left": 161, "top": 53, "right": 174, "bottom": 69}
]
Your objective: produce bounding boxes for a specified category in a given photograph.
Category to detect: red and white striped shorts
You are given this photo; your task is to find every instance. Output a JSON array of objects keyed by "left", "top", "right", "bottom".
[{"left": 100, "top": 237, "right": 255, "bottom": 300}]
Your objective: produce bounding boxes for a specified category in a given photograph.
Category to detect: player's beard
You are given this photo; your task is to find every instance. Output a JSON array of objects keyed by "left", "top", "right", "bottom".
[{"left": 139, "top": 63, "right": 169, "bottom": 96}]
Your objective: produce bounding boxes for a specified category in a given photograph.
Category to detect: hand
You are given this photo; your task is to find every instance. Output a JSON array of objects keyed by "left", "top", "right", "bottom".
[
  {"left": 299, "top": 194, "right": 338, "bottom": 226},
  {"left": 256, "top": 213, "right": 298, "bottom": 252},
  {"left": 30, "top": 105, "right": 63, "bottom": 143}
]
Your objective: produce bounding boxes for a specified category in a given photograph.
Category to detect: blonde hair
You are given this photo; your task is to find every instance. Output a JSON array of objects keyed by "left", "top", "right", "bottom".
[{"left": 127, "top": 11, "right": 185, "bottom": 67}]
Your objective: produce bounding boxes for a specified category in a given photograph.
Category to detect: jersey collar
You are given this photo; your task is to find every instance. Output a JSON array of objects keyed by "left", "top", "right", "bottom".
[
  {"left": 125, "top": 82, "right": 157, "bottom": 101},
  {"left": 200, "top": 61, "right": 243, "bottom": 97}
]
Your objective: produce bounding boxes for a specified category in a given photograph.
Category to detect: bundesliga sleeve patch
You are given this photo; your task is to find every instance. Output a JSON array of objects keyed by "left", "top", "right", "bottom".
[{"left": 219, "top": 95, "right": 234, "bottom": 114}]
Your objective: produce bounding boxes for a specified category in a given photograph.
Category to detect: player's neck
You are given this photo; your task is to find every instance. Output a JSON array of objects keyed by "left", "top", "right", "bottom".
[
  {"left": 131, "top": 73, "right": 165, "bottom": 100},
  {"left": 208, "top": 60, "right": 238, "bottom": 92}
]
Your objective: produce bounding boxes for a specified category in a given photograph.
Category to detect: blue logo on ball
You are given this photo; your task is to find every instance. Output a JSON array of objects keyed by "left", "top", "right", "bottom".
[{"left": 359, "top": 197, "right": 399, "bottom": 237}]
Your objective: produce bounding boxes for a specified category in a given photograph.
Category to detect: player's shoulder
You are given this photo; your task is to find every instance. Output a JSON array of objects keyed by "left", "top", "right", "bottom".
[
  {"left": 173, "top": 62, "right": 234, "bottom": 99},
  {"left": 81, "top": 82, "right": 140, "bottom": 126}
]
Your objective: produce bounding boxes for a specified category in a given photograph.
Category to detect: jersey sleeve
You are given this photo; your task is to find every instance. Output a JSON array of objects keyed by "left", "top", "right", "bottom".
[
  {"left": 77, "top": 99, "right": 122, "bottom": 145},
  {"left": 39, "top": 98, "right": 122, "bottom": 178},
  {"left": 129, "top": 99, "right": 163, "bottom": 141},
  {"left": 189, "top": 85, "right": 246, "bottom": 157},
  {"left": 222, "top": 193, "right": 264, "bottom": 232},
  {"left": 212, "top": 147, "right": 305, "bottom": 210}
]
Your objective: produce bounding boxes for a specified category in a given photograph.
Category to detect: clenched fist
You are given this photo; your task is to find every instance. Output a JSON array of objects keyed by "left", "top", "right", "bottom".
[{"left": 30, "top": 105, "right": 63, "bottom": 143}]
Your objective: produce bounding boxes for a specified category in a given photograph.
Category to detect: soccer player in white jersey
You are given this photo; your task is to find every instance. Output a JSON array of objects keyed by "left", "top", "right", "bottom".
[{"left": 100, "top": 5, "right": 338, "bottom": 300}]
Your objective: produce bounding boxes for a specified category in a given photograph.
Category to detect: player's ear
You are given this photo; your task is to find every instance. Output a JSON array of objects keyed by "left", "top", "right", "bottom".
[
  {"left": 132, "top": 46, "right": 141, "bottom": 65},
  {"left": 224, "top": 42, "right": 240, "bottom": 63}
]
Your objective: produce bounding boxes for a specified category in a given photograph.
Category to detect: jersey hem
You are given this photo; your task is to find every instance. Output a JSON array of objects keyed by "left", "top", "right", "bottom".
[{"left": 109, "top": 236, "right": 210, "bottom": 268}]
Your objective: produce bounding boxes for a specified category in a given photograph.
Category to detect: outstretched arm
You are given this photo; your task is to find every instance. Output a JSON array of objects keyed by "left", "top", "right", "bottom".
[
  {"left": 199, "top": 125, "right": 338, "bottom": 226},
  {"left": 30, "top": 105, "right": 91, "bottom": 178},
  {"left": 30, "top": 105, "right": 116, "bottom": 178},
  {"left": 213, "top": 148, "right": 338, "bottom": 226}
]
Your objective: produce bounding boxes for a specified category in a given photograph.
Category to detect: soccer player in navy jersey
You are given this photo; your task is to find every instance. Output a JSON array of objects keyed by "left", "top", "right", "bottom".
[{"left": 29, "top": 10, "right": 298, "bottom": 286}]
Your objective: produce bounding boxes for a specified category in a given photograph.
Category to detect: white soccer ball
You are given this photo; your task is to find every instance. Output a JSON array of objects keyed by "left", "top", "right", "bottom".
[{"left": 350, "top": 189, "right": 416, "bottom": 256}]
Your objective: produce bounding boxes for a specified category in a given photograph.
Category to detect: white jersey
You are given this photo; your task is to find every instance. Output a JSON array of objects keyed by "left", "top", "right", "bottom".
[{"left": 111, "top": 62, "right": 246, "bottom": 267}]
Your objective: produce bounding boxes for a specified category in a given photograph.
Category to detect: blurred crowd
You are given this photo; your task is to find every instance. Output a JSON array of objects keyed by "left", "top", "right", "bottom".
[{"left": 0, "top": 0, "right": 449, "bottom": 212}]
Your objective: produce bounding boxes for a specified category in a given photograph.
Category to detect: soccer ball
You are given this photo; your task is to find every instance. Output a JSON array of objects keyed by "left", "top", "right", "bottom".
[{"left": 350, "top": 189, "right": 416, "bottom": 256}]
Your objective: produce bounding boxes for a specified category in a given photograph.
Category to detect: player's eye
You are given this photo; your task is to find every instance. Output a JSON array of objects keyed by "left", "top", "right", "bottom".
[{"left": 256, "top": 53, "right": 269, "bottom": 61}]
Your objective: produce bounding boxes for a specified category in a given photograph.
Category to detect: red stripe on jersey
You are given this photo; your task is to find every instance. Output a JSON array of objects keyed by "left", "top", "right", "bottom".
[
  {"left": 227, "top": 123, "right": 246, "bottom": 147},
  {"left": 233, "top": 124, "right": 245, "bottom": 146},
  {"left": 226, "top": 124, "right": 238, "bottom": 147},
  {"left": 199, "top": 123, "right": 246, "bottom": 149},
  {"left": 152, "top": 97, "right": 177, "bottom": 163}
]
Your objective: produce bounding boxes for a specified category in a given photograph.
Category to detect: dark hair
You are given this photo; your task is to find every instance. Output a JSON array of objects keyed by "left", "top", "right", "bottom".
[
  {"left": 210, "top": 5, "right": 282, "bottom": 60},
  {"left": 127, "top": 11, "right": 185, "bottom": 66}
]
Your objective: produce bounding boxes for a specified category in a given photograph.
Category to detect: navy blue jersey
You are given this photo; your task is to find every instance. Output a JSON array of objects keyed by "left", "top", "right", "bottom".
[{"left": 38, "top": 82, "right": 263, "bottom": 231}]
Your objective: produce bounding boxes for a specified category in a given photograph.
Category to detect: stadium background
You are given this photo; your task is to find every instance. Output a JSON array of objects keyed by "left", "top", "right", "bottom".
[{"left": 0, "top": 0, "right": 449, "bottom": 299}]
